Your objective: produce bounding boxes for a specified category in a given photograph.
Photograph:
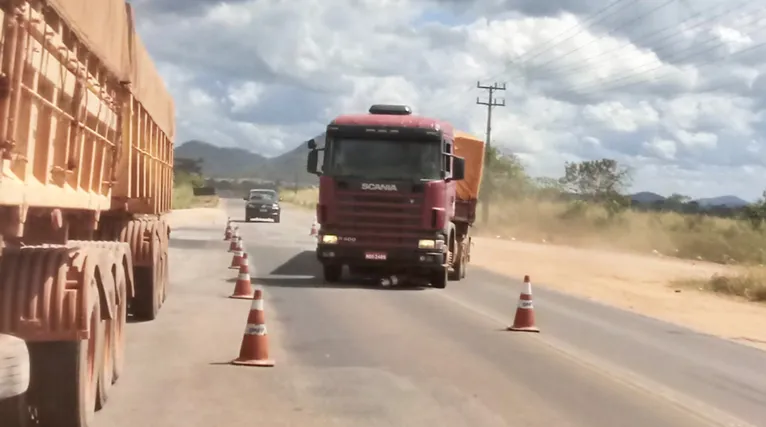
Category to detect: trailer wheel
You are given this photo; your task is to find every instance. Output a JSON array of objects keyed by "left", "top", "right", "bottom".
[
  {"left": 97, "top": 269, "right": 117, "bottom": 410},
  {"left": 112, "top": 265, "right": 128, "bottom": 383},
  {"left": 29, "top": 280, "right": 105, "bottom": 427},
  {"left": 0, "top": 334, "right": 30, "bottom": 427},
  {"left": 131, "top": 231, "right": 162, "bottom": 321},
  {"left": 323, "top": 264, "right": 342, "bottom": 283}
]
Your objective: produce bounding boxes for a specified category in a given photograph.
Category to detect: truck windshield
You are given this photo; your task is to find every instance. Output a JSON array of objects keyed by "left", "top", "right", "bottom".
[{"left": 326, "top": 138, "right": 441, "bottom": 180}]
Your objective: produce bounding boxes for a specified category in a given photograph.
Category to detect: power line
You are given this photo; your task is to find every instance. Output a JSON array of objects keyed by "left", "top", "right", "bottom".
[
  {"left": 518, "top": 0, "right": 640, "bottom": 65},
  {"left": 563, "top": 10, "right": 766, "bottom": 95},
  {"left": 529, "top": 0, "right": 679, "bottom": 72},
  {"left": 544, "top": 0, "right": 751, "bottom": 76},
  {"left": 449, "top": 0, "right": 642, "bottom": 102},
  {"left": 476, "top": 82, "right": 506, "bottom": 224}
]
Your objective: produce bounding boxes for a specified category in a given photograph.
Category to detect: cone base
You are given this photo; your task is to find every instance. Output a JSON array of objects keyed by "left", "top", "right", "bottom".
[
  {"left": 507, "top": 326, "right": 540, "bottom": 333},
  {"left": 231, "top": 358, "right": 275, "bottom": 367},
  {"left": 228, "top": 293, "right": 254, "bottom": 300}
]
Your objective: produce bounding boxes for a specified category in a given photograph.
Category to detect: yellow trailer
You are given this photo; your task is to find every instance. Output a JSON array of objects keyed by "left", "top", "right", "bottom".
[{"left": 0, "top": 1, "right": 174, "bottom": 426}]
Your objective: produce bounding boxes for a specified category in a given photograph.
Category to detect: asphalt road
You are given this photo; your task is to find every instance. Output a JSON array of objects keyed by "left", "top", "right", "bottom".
[{"left": 92, "top": 199, "right": 766, "bottom": 427}]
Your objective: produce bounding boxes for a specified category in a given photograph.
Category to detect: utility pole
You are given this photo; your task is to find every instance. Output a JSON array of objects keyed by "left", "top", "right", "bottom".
[{"left": 476, "top": 81, "right": 506, "bottom": 224}]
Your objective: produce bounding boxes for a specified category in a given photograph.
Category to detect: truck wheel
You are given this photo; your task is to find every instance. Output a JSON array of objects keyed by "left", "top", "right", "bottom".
[
  {"left": 0, "top": 334, "right": 30, "bottom": 427},
  {"left": 274, "top": 214, "right": 281, "bottom": 223},
  {"left": 431, "top": 267, "right": 448, "bottom": 289},
  {"left": 449, "top": 246, "right": 465, "bottom": 281},
  {"left": 245, "top": 216, "right": 251, "bottom": 222},
  {"left": 29, "top": 282, "right": 105, "bottom": 427},
  {"left": 323, "top": 264, "right": 342, "bottom": 283}
]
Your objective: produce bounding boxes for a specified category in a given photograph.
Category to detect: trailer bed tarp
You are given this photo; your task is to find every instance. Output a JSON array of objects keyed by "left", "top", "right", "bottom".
[
  {"left": 48, "top": 0, "right": 132, "bottom": 81},
  {"left": 130, "top": 31, "right": 176, "bottom": 139},
  {"left": 453, "top": 131, "right": 485, "bottom": 201}
]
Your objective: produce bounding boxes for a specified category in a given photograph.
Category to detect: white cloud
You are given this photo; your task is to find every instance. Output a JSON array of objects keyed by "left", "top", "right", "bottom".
[{"left": 133, "top": 0, "right": 766, "bottom": 200}]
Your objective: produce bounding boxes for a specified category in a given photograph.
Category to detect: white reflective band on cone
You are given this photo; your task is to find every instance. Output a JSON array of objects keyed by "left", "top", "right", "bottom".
[
  {"left": 245, "top": 323, "right": 267, "bottom": 336},
  {"left": 518, "top": 300, "right": 534, "bottom": 309},
  {"left": 251, "top": 298, "right": 264, "bottom": 311}
]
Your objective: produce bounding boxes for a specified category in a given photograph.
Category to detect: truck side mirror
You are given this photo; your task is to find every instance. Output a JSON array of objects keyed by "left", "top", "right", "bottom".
[
  {"left": 307, "top": 139, "right": 317, "bottom": 150},
  {"left": 451, "top": 156, "right": 466, "bottom": 181},
  {"left": 307, "top": 149, "right": 320, "bottom": 175}
]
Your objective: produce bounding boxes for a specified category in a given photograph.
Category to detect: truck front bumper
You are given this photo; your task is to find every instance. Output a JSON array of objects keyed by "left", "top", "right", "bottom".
[{"left": 316, "top": 244, "right": 446, "bottom": 268}]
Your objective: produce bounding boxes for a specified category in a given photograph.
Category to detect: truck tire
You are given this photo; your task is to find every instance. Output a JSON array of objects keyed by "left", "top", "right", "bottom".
[
  {"left": 431, "top": 267, "right": 448, "bottom": 289},
  {"left": 274, "top": 214, "right": 281, "bottom": 223},
  {"left": 449, "top": 244, "right": 466, "bottom": 281},
  {"left": 323, "top": 264, "right": 342, "bottom": 283}
]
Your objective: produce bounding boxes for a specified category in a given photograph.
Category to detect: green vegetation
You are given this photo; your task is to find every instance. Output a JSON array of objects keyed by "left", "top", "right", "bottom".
[
  {"left": 173, "top": 157, "right": 219, "bottom": 209},
  {"left": 672, "top": 270, "right": 766, "bottom": 303}
]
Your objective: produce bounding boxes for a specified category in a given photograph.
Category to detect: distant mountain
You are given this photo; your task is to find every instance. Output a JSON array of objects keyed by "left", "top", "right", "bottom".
[
  {"left": 695, "top": 195, "right": 750, "bottom": 208},
  {"left": 175, "top": 140, "right": 753, "bottom": 205},
  {"left": 630, "top": 191, "right": 665, "bottom": 204},
  {"left": 174, "top": 139, "right": 317, "bottom": 185},
  {"left": 175, "top": 140, "right": 266, "bottom": 177}
]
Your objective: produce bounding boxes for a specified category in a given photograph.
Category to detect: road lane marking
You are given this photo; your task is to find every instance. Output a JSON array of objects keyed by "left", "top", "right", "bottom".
[{"left": 431, "top": 290, "right": 756, "bottom": 427}]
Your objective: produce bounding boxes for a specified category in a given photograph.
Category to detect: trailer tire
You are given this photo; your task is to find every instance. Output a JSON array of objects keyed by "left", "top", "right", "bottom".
[
  {"left": 323, "top": 264, "right": 342, "bottom": 283},
  {"left": 112, "top": 265, "right": 128, "bottom": 383},
  {"left": 131, "top": 231, "right": 162, "bottom": 321},
  {"left": 29, "top": 281, "right": 105, "bottom": 427},
  {"left": 0, "top": 334, "right": 29, "bottom": 400}
]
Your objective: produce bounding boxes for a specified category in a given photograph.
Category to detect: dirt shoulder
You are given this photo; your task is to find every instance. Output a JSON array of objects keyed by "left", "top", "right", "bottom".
[{"left": 471, "top": 237, "right": 766, "bottom": 352}]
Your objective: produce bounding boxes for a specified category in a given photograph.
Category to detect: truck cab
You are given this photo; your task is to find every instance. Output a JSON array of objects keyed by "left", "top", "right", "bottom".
[{"left": 306, "top": 104, "right": 467, "bottom": 288}]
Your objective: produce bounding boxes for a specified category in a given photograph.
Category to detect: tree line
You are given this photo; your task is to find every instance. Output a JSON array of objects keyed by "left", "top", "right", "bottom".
[{"left": 482, "top": 147, "right": 766, "bottom": 230}]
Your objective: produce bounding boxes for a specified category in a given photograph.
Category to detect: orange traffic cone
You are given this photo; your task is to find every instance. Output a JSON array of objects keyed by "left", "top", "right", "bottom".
[
  {"left": 229, "top": 253, "right": 254, "bottom": 299},
  {"left": 224, "top": 218, "right": 233, "bottom": 240},
  {"left": 229, "top": 243, "right": 244, "bottom": 270},
  {"left": 231, "top": 289, "right": 274, "bottom": 367},
  {"left": 228, "top": 231, "right": 240, "bottom": 252},
  {"left": 507, "top": 275, "right": 539, "bottom": 333},
  {"left": 310, "top": 216, "right": 318, "bottom": 237}
]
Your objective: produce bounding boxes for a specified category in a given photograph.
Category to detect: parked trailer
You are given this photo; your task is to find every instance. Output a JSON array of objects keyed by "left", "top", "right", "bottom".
[{"left": 0, "top": 1, "right": 174, "bottom": 426}]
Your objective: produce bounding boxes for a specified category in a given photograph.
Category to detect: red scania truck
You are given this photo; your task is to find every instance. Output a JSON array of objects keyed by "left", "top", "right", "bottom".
[{"left": 306, "top": 104, "right": 485, "bottom": 288}]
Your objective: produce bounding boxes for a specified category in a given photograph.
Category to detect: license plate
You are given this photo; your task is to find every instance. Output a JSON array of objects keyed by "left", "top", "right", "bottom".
[{"left": 364, "top": 252, "right": 387, "bottom": 260}]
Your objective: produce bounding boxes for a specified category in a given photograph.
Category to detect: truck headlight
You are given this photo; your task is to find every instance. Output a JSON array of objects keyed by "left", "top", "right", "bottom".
[
  {"left": 418, "top": 239, "right": 436, "bottom": 249},
  {"left": 272, "top": 204, "right": 279, "bottom": 209},
  {"left": 322, "top": 235, "right": 338, "bottom": 244}
]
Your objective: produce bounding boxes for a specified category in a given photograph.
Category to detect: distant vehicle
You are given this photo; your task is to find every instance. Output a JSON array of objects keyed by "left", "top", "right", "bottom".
[{"left": 244, "top": 189, "right": 281, "bottom": 223}]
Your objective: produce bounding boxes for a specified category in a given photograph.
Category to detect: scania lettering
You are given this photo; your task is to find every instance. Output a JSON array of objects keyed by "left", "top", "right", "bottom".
[
  {"left": 306, "top": 104, "right": 486, "bottom": 288},
  {"left": 361, "top": 183, "right": 398, "bottom": 191}
]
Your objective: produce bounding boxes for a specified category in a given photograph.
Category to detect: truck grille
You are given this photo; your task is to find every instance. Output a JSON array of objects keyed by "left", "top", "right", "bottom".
[{"left": 333, "top": 191, "right": 425, "bottom": 248}]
